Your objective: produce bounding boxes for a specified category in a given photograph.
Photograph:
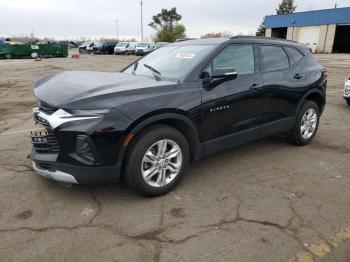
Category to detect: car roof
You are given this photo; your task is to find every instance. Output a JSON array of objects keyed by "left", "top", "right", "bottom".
[
  {"left": 171, "top": 38, "right": 228, "bottom": 46},
  {"left": 170, "top": 36, "right": 308, "bottom": 52}
]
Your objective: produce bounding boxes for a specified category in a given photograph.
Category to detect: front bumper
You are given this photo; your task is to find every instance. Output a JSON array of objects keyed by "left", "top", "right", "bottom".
[
  {"left": 78, "top": 48, "right": 87, "bottom": 54},
  {"left": 31, "top": 153, "right": 122, "bottom": 184},
  {"left": 344, "top": 81, "right": 350, "bottom": 99},
  {"left": 33, "top": 161, "right": 78, "bottom": 184},
  {"left": 114, "top": 49, "right": 126, "bottom": 54},
  {"left": 135, "top": 50, "right": 146, "bottom": 55},
  {"left": 29, "top": 106, "right": 126, "bottom": 184}
]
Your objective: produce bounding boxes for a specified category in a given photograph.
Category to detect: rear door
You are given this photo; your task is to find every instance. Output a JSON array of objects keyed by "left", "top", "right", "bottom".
[{"left": 259, "top": 45, "right": 307, "bottom": 134}]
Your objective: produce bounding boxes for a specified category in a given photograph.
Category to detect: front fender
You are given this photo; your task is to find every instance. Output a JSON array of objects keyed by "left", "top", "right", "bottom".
[{"left": 116, "top": 112, "right": 202, "bottom": 164}]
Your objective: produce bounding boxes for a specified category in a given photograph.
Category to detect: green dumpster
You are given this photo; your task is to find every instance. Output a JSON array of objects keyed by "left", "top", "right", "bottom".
[{"left": 0, "top": 43, "right": 68, "bottom": 59}]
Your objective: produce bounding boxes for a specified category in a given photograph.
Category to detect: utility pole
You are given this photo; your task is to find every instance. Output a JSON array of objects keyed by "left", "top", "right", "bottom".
[
  {"left": 31, "top": 28, "right": 35, "bottom": 43},
  {"left": 116, "top": 19, "right": 119, "bottom": 40},
  {"left": 140, "top": 0, "right": 144, "bottom": 41}
]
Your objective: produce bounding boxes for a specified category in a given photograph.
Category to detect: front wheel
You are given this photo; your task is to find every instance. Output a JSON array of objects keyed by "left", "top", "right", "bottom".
[
  {"left": 288, "top": 100, "right": 320, "bottom": 146},
  {"left": 124, "top": 125, "right": 190, "bottom": 196}
]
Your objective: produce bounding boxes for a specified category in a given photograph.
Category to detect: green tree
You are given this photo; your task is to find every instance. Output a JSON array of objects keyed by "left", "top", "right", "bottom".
[
  {"left": 276, "top": 0, "right": 297, "bottom": 15},
  {"left": 256, "top": 0, "right": 297, "bottom": 36},
  {"left": 201, "top": 31, "right": 233, "bottom": 39},
  {"left": 148, "top": 7, "right": 186, "bottom": 42},
  {"left": 256, "top": 19, "right": 266, "bottom": 36}
]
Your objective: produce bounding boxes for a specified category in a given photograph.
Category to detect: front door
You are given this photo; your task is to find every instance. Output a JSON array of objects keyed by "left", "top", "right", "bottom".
[{"left": 199, "top": 44, "right": 264, "bottom": 154}]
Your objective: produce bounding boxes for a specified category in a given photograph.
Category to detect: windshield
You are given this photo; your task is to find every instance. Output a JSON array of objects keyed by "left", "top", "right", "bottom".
[
  {"left": 123, "top": 44, "right": 215, "bottom": 81},
  {"left": 116, "top": 42, "right": 127, "bottom": 47},
  {"left": 137, "top": 43, "right": 149, "bottom": 48},
  {"left": 94, "top": 41, "right": 103, "bottom": 47}
]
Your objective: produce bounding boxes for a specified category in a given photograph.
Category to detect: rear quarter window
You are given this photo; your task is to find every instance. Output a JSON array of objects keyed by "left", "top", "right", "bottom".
[
  {"left": 284, "top": 46, "right": 304, "bottom": 66},
  {"left": 260, "top": 45, "right": 289, "bottom": 72}
]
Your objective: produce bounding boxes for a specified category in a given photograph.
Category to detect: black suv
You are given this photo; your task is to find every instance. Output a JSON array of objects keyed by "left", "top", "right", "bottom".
[
  {"left": 92, "top": 41, "right": 118, "bottom": 54},
  {"left": 30, "top": 37, "right": 327, "bottom": 196}
]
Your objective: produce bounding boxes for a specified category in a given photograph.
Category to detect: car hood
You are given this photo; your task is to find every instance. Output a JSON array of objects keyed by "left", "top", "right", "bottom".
[{"left": 34, "top": 71, "right": 176, "bottom": 109}]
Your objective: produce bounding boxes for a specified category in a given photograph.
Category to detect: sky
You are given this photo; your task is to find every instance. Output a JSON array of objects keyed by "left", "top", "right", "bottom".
[{"left": 0, "top": 0, "right": 349, "bottom": 40}]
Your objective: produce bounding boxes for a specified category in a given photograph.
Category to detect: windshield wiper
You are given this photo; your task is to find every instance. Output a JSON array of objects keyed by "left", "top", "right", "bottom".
[
  {"left": 132, "top": 61, "right": 138, "bottom": 74},
  {"left": 143, "top": 64, "right": 161, "bottom": 81}
]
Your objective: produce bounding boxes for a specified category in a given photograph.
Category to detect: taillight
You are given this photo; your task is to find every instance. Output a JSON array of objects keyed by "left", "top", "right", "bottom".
[{"left": 322, "top": 68, "right": 328, "bottom": 79}]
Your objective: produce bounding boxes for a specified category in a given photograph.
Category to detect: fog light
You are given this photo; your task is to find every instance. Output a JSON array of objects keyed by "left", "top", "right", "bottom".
[{"left": 76, "top": 135, "right": 95, "bottom": 163}]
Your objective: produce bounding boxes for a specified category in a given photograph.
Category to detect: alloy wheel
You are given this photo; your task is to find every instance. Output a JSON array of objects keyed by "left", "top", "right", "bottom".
[
  {"left": 300, "top": 108, "right": 318, "bottom": 139},
  {"left": 141, "top": 139, "right": 182, "bottom": 188}
]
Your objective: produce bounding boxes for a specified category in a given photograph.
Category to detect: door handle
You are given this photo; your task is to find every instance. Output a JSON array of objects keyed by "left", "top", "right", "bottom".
[
  {"left": 249, "top": 83, "right": 261, "bottom": 90},
  {"left": 293, "top": 74, "right": 304, "bottom": 79}
]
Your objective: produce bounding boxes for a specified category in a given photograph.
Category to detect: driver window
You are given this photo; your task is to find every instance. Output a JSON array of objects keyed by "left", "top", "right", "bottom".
[{"left": 212, "top": 45, "right": 255, "bottom": 75}]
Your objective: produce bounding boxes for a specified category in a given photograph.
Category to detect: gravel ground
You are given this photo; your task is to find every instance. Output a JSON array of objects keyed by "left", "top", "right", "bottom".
[{"left": 0, "top": 52, "right": 349, "bottom": 262}]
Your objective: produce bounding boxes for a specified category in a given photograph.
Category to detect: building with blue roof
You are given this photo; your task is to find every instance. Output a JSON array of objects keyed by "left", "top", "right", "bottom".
[{"left": 264, "top": 7, "right": 350, "bottom": 53}]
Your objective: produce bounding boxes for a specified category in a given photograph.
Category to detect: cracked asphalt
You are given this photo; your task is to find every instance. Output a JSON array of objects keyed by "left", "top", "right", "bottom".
[{"left": 0, "top": 52, "right": 350, "bottom": 262}]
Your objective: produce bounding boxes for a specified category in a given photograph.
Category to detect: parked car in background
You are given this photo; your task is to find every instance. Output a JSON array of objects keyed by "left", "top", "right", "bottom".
[
  {"left": 92, "top": 41, "right": 104, "bottom": 54},
  {"left": 78, "top": 41, "right": 92, "bottom": 54},
  {"left": 30, "top": 37, "right": 327, "bottom": 196},
  {"left": 344, "top": 75, "right": 350, "bottom": 106},
  {"left": 86, "top": 42, "right": 95, "bottom": 54},
  {"left": 155, "top": 42, "right": 169, "bottom": 49},
  {"left": 135, "top": 42, "right": 155, "bottom": 55},
  {"left": 114, "top": 42, "right": 137, "bottom": 55},
  {"left": 101, "top": 41, "right": 118, "bottom": 54},
  {"left": 68, "top": 41, "right": 79, "bottom": 49}
]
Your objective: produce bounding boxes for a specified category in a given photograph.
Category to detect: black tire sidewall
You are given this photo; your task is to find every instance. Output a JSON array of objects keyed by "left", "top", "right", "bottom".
[{"left": 125, "top": 125, "right": 190, "bottom": 196}]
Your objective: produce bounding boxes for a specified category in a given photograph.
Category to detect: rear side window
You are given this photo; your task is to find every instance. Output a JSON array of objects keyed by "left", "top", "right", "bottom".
[
  {"left": 260, "top": 45, "right": 289, "bottom": 72},
  {"left": 284, "top": 46, "right": 304, "bottom": 66},
  {"left": 212, "top": 45, "right": 255, "bottom": 75}
]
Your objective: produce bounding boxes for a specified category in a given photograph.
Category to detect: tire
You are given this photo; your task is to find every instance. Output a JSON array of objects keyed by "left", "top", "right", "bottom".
[
  {"left": 124, "top": 124, "right": 190, "bottom": 196},
  {"left": 346, "top": 99, "right": 350, "bottom": 106},
  {"left": 288, "top": 100, "right": 320, "bottom": 146}
]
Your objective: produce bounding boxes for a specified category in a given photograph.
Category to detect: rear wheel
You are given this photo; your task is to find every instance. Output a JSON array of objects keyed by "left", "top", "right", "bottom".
[
  {"left": 288, "top": 100, "right": 320, "bottom": 146},
  {"left": 124, "top": 125, "right": 190, "bottom": 196}
]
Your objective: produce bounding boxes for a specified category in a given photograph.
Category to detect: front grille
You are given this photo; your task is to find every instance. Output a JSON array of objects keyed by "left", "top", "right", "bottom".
[
  {"left": 39, "top": 101, "right": 57, "bottom": 115},
  {"left": 30, "top": 129, "right": 59, "bottom": 154},
  {"left": 31, "top": 107, "right": 60, "bottom": 154}
]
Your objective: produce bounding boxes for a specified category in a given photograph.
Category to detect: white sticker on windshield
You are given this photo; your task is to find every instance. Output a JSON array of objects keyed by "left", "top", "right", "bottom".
[{"left": 175, "top": 53, "right": 196, "bottom": 59}]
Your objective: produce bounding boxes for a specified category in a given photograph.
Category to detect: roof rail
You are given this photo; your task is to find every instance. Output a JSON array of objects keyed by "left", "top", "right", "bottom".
[
  {"left": 175, "top": 38, "right": 198, "bottom": 42},
  {"left": 230, "top": 35, "right": 298, "bottom": 44}
]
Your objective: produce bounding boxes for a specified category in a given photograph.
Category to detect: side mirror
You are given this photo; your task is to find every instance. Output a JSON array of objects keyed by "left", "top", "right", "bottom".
[
  {"left": 201, "top": 67, "right": 238, "bottom": 90},
  {"left": 212, "top": 68, "right": 238, "bottom": 80}
]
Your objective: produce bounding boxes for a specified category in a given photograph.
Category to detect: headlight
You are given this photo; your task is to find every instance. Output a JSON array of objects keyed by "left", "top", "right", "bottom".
[
  {"left": 68, "top": 109, "right": 110, "bottom": 116},
  {"left": 345, "top": 85, "right": 350, "bottom": 96}
]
